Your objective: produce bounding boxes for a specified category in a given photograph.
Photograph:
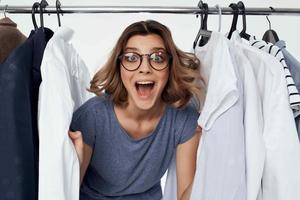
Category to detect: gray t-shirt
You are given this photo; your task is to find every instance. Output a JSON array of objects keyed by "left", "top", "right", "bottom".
[{"left": 70, "top": 95, "right": 199, "bottom": 200}]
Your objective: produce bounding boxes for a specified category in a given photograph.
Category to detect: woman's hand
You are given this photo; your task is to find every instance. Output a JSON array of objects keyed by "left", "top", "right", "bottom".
[
  {"left": 69, "top": 131, "right": 84, "bottom": 165},
  {"left": 68, "top": 131, "right": 93, "bottom": 183}
]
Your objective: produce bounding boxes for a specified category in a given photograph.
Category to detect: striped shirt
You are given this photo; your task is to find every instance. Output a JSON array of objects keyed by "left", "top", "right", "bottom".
[{"left": 250, "top": 37, "right": 300, "bottom": 117}]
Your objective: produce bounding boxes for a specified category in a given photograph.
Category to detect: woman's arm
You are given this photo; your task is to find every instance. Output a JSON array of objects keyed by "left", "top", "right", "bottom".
[
  {"left": 176, "top": 126, "right": 202, "bottom": 200},
  {"left": 69, "top": 131, "right": 93, "bottom": 183}
]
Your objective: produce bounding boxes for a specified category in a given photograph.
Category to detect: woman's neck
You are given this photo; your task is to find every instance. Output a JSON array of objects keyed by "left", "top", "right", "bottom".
[{"left": 119, "top": 100, "right": 166, "bottom": 122}]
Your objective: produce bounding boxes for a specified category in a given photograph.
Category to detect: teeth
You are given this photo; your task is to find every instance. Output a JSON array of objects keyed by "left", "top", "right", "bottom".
[{"left": 136, "top": 81, "right": 154, "bottom": 85}]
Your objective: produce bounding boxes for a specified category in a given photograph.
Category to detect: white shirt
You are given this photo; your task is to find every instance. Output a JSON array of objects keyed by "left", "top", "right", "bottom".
[
  {"left": 164, "top": 32, "right": 248, "bottom": 200},
  {"left": 163, "top": 155, "right": 177, "bottom": 200},
  {"left": 249, "top": 38, "right": 300, "bottom": 117},
  {"left": 231, "top": 31, "right": 300, "bottom": 200},
  {"left": 38, "top": 27, "right": 93, "bottom": 200},
  {"left": 229, "top": 36, "right": 265, "bottom": 200},
  {"left": 190, "top": 32, "right": 246, "bottom": 200}
]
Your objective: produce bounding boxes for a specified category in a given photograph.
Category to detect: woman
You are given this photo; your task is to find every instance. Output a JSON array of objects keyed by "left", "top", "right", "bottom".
[{"left": 69, "top": 20, "right": 204, "bottom": 200}]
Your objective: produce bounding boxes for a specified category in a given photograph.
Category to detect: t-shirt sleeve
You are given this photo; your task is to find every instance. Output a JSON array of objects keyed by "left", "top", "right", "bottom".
[
  {"left": 175, "top": 105, "right": 200, "bottom": 145},
  {"left": 70, "top": 103, "right": 97, "bottom": 147}
]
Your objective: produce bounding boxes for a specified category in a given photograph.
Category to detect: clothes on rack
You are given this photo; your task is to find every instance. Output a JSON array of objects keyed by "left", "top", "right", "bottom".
[
  {"left": 191, "top": 31, "right": 246, "bottom": 200},
  {"left": 250, "top": 38, "right": 300, "bottom": 117},
  {"left": 0, "top": 17, "right": 26, "bottom": 63},
  {"left": 232, "top": 30, "right": 300, "bottom": 200},
  {"left": 276, "top": 40, "right": 300, "bottom": 140},
  {"left": 229, "top": 36, "right": 265, "bottom": 200},
  {"left": 163, "top": 30, "right": 300, "bottom": 200},
  {"left": 0, "top": 26, "right": 53, "bottom": 200},
  {"left": 1, "top": 4, "right": 300, "bottom": 200},
  {"left": 38, "top": 26, "right": 93, "bottom": 200}
]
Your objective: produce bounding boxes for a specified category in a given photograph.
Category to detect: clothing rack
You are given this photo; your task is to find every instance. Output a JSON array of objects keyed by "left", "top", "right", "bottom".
[{"left": 1, "top": 5, "right": 300, "bottom": 16}]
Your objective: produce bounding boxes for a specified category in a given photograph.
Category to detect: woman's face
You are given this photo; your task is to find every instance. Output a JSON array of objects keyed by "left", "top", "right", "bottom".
[{"left": 120, "top": 34, "right": 169, "bottom": 111}]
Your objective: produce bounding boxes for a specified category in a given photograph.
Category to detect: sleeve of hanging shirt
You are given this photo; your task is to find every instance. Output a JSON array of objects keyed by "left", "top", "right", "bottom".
[{"left": 38, "top": 27, "right": 93, "bottom": 200}]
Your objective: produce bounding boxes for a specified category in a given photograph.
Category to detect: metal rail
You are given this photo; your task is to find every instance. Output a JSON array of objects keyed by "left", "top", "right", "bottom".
[{"left": 0, "top": 5, "right": 300, "bottom": 16}]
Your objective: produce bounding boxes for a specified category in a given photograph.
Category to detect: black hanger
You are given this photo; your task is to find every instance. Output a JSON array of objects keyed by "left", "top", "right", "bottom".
[
  {"left": 262, "top": 10, "right": 279, "bottom": 44},
  {"left": 238, "top": 1, "right": 250, "bottom": 40},
  {"left": 193, "top": 1, "right": 211, "bottom": 49},
  {"left": 198, "top": 2, "right": 211, "bottom": 47},
  {"left": 193, "top": 1, "right": 204, "bottom": 49},
  {"left": 227, "top": 3, "right": 239, "bottom": 39},
  {"left": 39, "top": 0, "right": 48, "bottom": 30},
  {"left": 56, "top": 0, "right": 63, "bottom": 27},
  {"left": 200, "top": 2, "right": 208, "bottom": 32},
  {"left": 31, "top": 2, "right": 40, "bottom": 30}
]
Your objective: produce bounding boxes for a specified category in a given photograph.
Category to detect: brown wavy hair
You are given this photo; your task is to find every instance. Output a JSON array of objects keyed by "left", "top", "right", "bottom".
[{"left": 89, "top": 20, "right": 205, "bottom": 109}]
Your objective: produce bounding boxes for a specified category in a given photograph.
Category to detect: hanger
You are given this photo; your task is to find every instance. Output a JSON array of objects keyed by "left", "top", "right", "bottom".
[
  {"left": 1, "top": 4, "right": 11, "bottom": 23},
  {"left": 227, "top": 3, "right": 239, "bottom": 39},
  {"left": 262, "top": 9, "right": 279, "bottom": 44},
  {"left": 193, "top": 1, "right": 204, "bottom": 49},
  {"left": 39, "top": 0, "right": 48, "bottom": 30},
  {"left": 193, "top": 1, "right": 211, "bottom": 49},
  {"left": 3, "top": 4, "right": 7, "bottom": 18},
  {"left": 31, "top": 2, "right": 40, "bottom": 30},
  {"left": 215, "top": 4, "right": 222, "bottom": 32},
  {"left": 0, "top": 4, "right": 17, "bottom": 27},
  {"left": 56, "top": 0, "right": 63, "bottom": 27},
  {"left": 198, "top": 2, "right": 211, "bottom": 47},
  {"left": 238, "top": 1, "right": 250, "bottom": 40}
]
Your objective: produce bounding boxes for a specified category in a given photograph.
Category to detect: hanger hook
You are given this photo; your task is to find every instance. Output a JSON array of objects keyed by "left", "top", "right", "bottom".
[
  {"left": 266, "top": 6, "right": 276, "bottom": 30},
  {"left": 56, "top": 0, "right": 62, "bottom": 27},
  {"left": 193, "top": 0, "right": 204, "bottom": 49},
  {"left": 198, "top": 0, "right": 204, "bottom": 10},
  {"left": 266, "top": 15, "right": 271, "bottom": 30},
  {"left": 32, "top": 2, "right": 40, "bottom": 30},
  {"left": 39, "top": 0, "right": 49, "bottom": 29},
  {"left": 215, "top": 4, "right": 222, "bottom": 32},
  {"left": 237, "top": 1, "right": 246, "bottom": 31},
  {"left": 197, "top": 0, "right": 204, "bottom": 20},
  {"left": 4, "top": 4, "right": 8, "bottom": 17},
  {"left": 227, "top": 3, "right": 239, "bottom": 39}
]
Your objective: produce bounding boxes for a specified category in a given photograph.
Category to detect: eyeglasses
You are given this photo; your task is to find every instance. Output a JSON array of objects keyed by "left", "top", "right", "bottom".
[{"left": 118, "top": 51, "right": 171, "bottom": 71}]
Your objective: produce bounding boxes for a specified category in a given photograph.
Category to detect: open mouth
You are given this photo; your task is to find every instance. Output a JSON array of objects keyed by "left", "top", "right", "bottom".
[{"left": 135, "top": 81, "right": 155, "bottom": 97}]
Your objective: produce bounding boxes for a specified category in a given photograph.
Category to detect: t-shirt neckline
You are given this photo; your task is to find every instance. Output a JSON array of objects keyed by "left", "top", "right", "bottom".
[{"left": 109, "top": 99, "right": 169, "bottom": 142}]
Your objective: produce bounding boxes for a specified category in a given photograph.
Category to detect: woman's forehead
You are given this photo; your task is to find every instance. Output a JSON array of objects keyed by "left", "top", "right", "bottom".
[{"left": 124, "top": 34, "right": 166, "bottom": 53}]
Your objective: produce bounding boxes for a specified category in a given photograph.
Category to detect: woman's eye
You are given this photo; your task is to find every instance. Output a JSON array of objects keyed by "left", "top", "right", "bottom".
[
  {"left": 151, "top": 53, "right": 165, "bottom": 63},
  {"left": 124, "top": 53, "right": 139, "bottom": 62}
]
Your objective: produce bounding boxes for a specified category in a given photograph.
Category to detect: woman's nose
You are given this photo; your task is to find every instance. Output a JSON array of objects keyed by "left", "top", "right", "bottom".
[{"left": 138, "top": 55, "right": 152, "bottom": 73}]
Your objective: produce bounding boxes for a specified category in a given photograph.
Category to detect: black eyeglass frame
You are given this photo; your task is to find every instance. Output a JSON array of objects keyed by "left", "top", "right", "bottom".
[{"left": 118, "top": 52, "right": 172, "bottom": 71}]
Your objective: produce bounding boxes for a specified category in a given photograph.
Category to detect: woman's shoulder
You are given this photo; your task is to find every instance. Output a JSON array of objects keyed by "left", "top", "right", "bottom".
[
  {"left": 73, "top": 94, "right": 111, "bottom": 117},
  {"left": 168, "top": 104, "right": 200, "bottom": 128},
  {"left": 170, "top": 104, "right": 200, "bottom": 119},
  {"left": 168, "top": 104, "right": 200, "bottom": 145}
]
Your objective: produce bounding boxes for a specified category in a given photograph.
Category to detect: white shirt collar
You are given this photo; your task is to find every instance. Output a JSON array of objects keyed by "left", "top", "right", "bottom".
[{"left": 54, "top": 26, "right": 74, "bottom": 42}]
